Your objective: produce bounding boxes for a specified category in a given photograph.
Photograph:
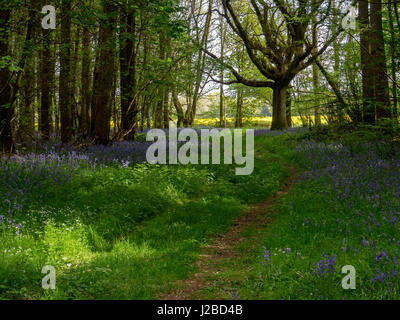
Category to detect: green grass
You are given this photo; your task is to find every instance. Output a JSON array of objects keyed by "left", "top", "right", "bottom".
[
  {"left": 196, "top": 130, "right": 400, "bottom": 300},
  {"left": 5, "top": 127, "right": 396, "bottom": 300},
  {"left": 0, "top": 135, "right": 288, "bottom": 300}
]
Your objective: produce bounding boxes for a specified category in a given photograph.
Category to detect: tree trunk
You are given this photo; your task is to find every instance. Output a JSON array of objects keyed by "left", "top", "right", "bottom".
[
  {"left": 370, "top": 0, "right": 391, "bottom": 121},
  {"left": 146, "top": 102, "right": 151, "bottom": 129},
  {"left": 219, "top": 81, "right": 225, "bottom": 128},
  {"left": 312, "top": 62, "right": 321, "bottom": 126},
  {"left": 286, "top": 87, "right": 292, "bottom": 128},
  {"left": 155, "top": 33, "right": 166, "bottom": 129},
  {"left": 332, "top": 0, "right": 341, "bottom": 79},
  {"left": 91, "top": 0, "right": 116, "bottom": 145},
  {"left": 70, "top": 26, "right": 80, "bottom": 132},
  {"left": 80, "top": 26, "right": 91, "bottom": 137},
  {"left": 119, "top": 5, "right": 137, "bottom": 140},
  {"left": 235, "top": 88, "right": 243, "bottom": 128},
  {"left": 0, "top": 6, "right": 13, "bottom": 153},
  {"left": 59, "top": 0, "right": 73, "bottom": 143},
  {"left": 345, "top": 35, "right": 363, "bottom": 123},
  {"left": 316, "top": 60, "right": 348, "bottom": 112},
  {"left": 140, "top": 30, "right": 149, "bottom": 131},
  {"left": 219, "top": 13, "right": 226, "bottom": 128},
  {"left": 163, "top": 90, "right": 169, "bottom": 129},
  {"left": 155, "top": 91, "right": 164, "bottom": 128},
  {"left": 162, "top": 37, "right": 171, "bottom": 129},
  {"left": 172, "top": 85, "right": 184, "bottom": 128},
  {"left": 271, "top": 85, "right": 288, "bottom": 130},
  {"left": 40, "top": 27, "right": 53, "bottom": 139},
  {"left": 54, "top": 73, "right": 59, "bottom": 135},
  {"left": 312, "top": 0, "right": 321, "bottom": 126},
  {"left": 388, "top": 0, "right": 398, "bottom": 121},
  {"left": 21, "top": 55, "right": 35, "bottom": 139},
  {"left": 359, "top": 0, "right": 375, "bottom": 123}
]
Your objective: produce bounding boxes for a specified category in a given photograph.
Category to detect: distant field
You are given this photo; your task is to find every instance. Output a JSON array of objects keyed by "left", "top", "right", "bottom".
[
  {"left": 194, "top": 116, "right": 328, "bottom": 128},
  {"left": 34, "top": 117, "right": 328, "bottom": 131}
]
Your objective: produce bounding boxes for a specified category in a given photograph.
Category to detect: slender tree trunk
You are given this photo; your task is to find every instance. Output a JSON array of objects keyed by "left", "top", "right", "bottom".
[
  {"left": 141, "top": 100, "right": 147, "bottom": 130},
  {"left": 35, "top": 55, "right": 40, "bottom": 131},
  {"left": 312, "top": 0, "right": 321, "bottom": 126},
  {"left": 21, "top": 55, "right": 35, "bottom": 139},
  {"left": 393, "top": 0, "right": 400, "bottom": 28},
  {"left": 70, "top": 26, "right": 80, "bottom": 132},
  {"left": 388, "top": 0, "right": 398, "bottom": 121},
  {"left": 172, "top": 84, "right": 184, "bottom": 127},
  {"left": 89, "top": 32, "right": 100, "bottom": 138},
  {"left": 345, "top": 35, "right": 363, "bottom": 123},
  {"left": 370, "top": 0, "right": 391, "bottom": 121},
  {"left": 80, "top": 26, "right": 91, "bottom": 137},
  {"left": 54, "top": 91, "right": 59, "bottom": 135},
  {"left": 316, "top": 60, "right": 348, "bottom": 111},
  {"left": 59, "top": 0, "right": 73, "bottom": 143},
  {"left": 235, "top": 88, "right": 243, "bottom": 128},
  {"left": 162, "top": 36, "right": 171, "bottom": 129},
  {"left": 155, "top": 33, "right": 166, "bottom": 128},
  {"left": 332, "top": 0, "right": 341, "bottom": 79},
  {"left": 54, "top": 67, "right": 59, "bottom": 135},
  {"left": 140, "top": 31, "right": 149, "bottom": 131},
  {"left": 219, "top": 13, "right": 226, "bottom": 128},
  {"left": 312, "top": 62, "right": 321, "bottom": 126},
  {"left": 359, "top": 0, "right": 375, "bottom": 124},
  {"left": 40, "top": 26, "right": 53, "bottom": 139},
  {"left": 119, "top": 6, "right": 137, "bottom": 140},
  {"left": 146, "top": 102, "right": 151, "bottom": 129},
  {"left": 155, "top": 93, "right": 164, "bottom": 128},
  {"left": 111, "top": 66, "right": 117, "bottom": 138},
  {"left": 163, "top": 90, "right": 169, "bottom": 128},
  {"left": 0, "top": 5, "right": 13, "bottom": 152},
  {"left": 220, "top": 85, "right": 226, "bottom": 128},
  {"left": 286, "top": 87, "right": 292, "bottom": 128}
]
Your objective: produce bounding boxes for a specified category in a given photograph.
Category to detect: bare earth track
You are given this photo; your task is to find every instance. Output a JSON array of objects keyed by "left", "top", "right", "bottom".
[{"left": 161, "top": 165, "right": 298, "bottom": 300}]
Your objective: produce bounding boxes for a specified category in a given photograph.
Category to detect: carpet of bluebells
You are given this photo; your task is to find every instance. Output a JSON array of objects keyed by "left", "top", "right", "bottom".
[
  {"left": 0, "top": 128, "right": 294, "bottom": 299},
  {"left": 0, "top": 137, "right": 153, "bottom": 233},
  {"left": 297, "top": 141, "right": 400, "bottom": 292},
  {"left": 0, "top": 128, "right": 303, "bottom": 234},
  {"left": 253, "top": 136, "right": 400, "bottom": 300}
]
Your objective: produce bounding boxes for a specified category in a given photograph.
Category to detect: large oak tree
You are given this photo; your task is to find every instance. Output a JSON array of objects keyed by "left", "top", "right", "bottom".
[{"left": 213, "top": 0, "right": 347, "bottom": 130}]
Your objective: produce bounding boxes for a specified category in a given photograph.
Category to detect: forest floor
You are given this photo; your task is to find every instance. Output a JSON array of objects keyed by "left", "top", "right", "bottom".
[
  {"left": 0, "top": 132, "right": 289, "bottom": 299},
  {"left": 1, "top": 126, "right": 400, "bottom": 299}
]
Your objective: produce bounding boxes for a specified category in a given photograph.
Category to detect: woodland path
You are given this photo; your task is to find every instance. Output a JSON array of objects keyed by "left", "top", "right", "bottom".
[{"left": 161, "top": 164, "right": 298, "bottom": 300}]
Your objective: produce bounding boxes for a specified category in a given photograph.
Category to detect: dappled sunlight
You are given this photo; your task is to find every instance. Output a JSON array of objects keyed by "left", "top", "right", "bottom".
[{"left": 0, "top": 134, "right": 287, "bottom": 299}]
